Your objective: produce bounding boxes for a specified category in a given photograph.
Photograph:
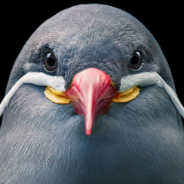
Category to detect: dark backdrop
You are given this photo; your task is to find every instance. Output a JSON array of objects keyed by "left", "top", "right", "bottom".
[{"left": 0, "top": 1, "right": 183, "bottom": 125}]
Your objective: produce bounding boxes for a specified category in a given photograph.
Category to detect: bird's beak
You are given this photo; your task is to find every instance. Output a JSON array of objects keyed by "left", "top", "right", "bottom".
[
  {"left": 44, "top": 68, "right": 140, "bottom": 135},
  {"left": 64, "top": 68, "right": 119, "bottom": 135}
]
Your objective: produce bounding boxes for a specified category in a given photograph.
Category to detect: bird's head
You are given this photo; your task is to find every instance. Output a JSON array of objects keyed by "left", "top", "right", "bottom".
[
  {"left": 0, "top": 4, "right": 182, "bottom": 137},
  {"left": 1, "top": 4, "right": 184, "bottom": 183}
]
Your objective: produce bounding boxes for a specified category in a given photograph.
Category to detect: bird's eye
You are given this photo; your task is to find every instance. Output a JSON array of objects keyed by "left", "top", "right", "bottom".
[
  {"left": 128, "top": 51, "right": 144, "bottom": 71},
  {"left": 42, "top": 52, "right": 58, "bottom": 73}
]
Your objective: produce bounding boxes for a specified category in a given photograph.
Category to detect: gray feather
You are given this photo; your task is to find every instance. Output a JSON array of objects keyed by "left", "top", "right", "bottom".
[{"left": 0, "top": 4, "right": 184, "bottom": 184}]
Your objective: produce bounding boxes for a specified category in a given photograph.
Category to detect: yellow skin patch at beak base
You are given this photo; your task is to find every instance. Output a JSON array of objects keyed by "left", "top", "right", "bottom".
[
  {"left": 44, "top": 87, "right": 71, "bottom": 104},
  {"left": 113, "top": 86, "right": 140, "bottom": 103},
  {"left": 44, "top": 85, "right": 139, "bottom": 104}
]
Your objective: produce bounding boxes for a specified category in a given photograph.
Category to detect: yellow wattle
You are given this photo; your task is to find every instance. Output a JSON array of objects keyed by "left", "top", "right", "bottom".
[
  {"left": 44, "top": 85, "right": 139, "bottom": 104},
  {"left": 44, "top": 87, "right": 71, "bottom": 104},
  {"left": 113, "top": 86, "right": 140, "bottom": 103}
]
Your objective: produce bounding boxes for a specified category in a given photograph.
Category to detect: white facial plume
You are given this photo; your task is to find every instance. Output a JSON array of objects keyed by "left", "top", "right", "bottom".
[
  {"left": 0, "top": 72, "right": 66, "bottom": 116},
  {"left": 0, "top": 72, "right": 184, "bottom": 118}
]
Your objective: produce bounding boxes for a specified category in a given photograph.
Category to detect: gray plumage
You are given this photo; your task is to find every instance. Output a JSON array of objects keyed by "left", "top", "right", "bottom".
[{"left": 0, "top": 4, "right": 184, "bottom": 184}]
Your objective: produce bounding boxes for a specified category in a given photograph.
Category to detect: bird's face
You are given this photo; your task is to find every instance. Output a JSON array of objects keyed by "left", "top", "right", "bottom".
[{"left": 1, "top": 4, "right": 184, "bottom": 183}]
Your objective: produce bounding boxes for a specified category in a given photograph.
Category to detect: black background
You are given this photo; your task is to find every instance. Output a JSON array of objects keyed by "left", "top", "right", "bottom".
[{"left": 0, "top": 1, "right": 183, "bottom": 124}]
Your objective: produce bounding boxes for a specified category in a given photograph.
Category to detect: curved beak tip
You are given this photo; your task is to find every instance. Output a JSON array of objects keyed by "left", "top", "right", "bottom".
[{"left": 85, "top": 130, "right": 92, "bottom": 136}]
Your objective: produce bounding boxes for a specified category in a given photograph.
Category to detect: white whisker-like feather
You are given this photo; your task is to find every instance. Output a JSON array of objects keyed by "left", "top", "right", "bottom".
[
  {"left": 120, "top": 72, "right": 184, "bottom": 118},
  {"left": 1, "top": 71, "right": 184, "bottom": 118},
  {"left": 0, "top": 72, "right": 65, "bottom": 116}
]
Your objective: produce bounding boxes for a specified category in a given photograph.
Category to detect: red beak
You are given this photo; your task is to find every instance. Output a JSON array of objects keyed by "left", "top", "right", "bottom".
[{"left": 65, "top": 68, "right": 119, "bottom": 135}]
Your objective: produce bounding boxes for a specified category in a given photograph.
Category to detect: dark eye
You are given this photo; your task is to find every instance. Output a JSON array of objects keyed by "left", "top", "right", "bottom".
[
  {"left": 42, "top": 52, "right": 58, "bottom": 72},
  {"left": 128, "top": 51, "right": 144, "bottom": 71}
]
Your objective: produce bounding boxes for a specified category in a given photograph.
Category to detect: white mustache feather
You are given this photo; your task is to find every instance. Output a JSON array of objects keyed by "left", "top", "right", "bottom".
[
  {"left": 120, "top": 72, "right": 184, "bottom": 118},
  {"left": 0, "top": 72, "right": 65, "bottom": 116},
  {"left": 0, "top": 72, "right": 183, "bottom": 118}
]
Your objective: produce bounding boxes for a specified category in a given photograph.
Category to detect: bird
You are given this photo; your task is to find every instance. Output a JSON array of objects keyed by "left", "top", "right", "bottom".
[{"left": 0, "top": 3, "right": 184, "bottom": 184}]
